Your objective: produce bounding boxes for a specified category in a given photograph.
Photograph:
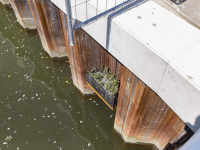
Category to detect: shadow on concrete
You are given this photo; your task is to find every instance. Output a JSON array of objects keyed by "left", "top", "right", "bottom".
[
  {"left": 164, "top": 116, "right": 200, "bottom": 150},
  {"left": 186, "top": 115, "right": 200, "bottom": 133},
  {"left": 106, "top": 0, "right": 149, "bottom": 50}
]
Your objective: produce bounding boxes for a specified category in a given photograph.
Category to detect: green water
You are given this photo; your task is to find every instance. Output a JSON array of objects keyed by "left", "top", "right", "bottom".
[{"left": 0, "top": 4, "right": 153, "bottom": 150}]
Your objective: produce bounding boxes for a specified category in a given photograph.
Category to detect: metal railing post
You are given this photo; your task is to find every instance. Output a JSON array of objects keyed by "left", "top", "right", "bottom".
[
  {"left": 65, "top": 0, "right": 75, "bottom": 46},
  {"left": 74, "top": 0, "right": 149, "bottom": 30}
]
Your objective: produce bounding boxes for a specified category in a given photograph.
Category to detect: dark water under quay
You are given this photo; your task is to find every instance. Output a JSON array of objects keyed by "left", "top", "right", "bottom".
[{"left": 0, "top": 4, "right": 154, "bottom": 150}]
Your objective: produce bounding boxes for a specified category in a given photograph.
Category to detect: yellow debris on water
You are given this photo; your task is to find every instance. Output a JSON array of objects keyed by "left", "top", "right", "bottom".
[
  {"left": 66, "top": 81, "right": 68, "bottom": 83},
  {"left": 20, "top": 30, "right": 22, "bottom": 32},
  {"left": 8, "top": 75, "right": 10, "bottom": 77},
  {"left": 41, "top": 57, "right": 43, "bottom": 58},
  {"left": 59, "top": 59, "right": 60, "bottom": 61}
]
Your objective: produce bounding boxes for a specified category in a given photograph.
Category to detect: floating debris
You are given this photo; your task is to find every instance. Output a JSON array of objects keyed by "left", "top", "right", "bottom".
[
  {"left": 76, "top": 121, "right": 83, "bottom": 124},
  {"left": 5, "top": 136, "right": 13, "bottom": 141}
]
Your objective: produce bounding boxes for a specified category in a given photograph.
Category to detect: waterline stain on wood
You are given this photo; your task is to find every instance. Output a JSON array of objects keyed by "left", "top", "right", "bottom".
[
  {"left": 10, "top": 0, "right": 36, "bottom": 30},
  {"left": 27, "top": 0, "right": 67, "bottom": 58}
]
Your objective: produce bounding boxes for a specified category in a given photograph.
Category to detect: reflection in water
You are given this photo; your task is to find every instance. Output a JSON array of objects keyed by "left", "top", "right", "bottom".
[{"left": 0, "top": 4, "right": 153, "bottom": 150}]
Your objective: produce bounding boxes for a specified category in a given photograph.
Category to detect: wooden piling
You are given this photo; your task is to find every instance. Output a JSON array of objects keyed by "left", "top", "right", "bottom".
[
  {"left": 10, "top": 0, "right": 36, "bottom": 30},
  {"left": 59, "top": 10, "right": 124, "bottom": 94},
  {"left": 27, "top": 0, "right": 67, "bottom": 58},
  {"left": 114, "top": 67, "right": 193, "bottom": 149}
]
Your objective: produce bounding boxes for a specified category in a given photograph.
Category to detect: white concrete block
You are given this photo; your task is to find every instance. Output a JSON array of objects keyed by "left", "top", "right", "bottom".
[
  {"left": 112, "top": 1, "right": 200, "bottom": 62},
  {"left": 170, "top": 42, "right": 200, "bottom": 90},
  {"left": 158, "top": 42, "right": 200, "bottom": 132}
]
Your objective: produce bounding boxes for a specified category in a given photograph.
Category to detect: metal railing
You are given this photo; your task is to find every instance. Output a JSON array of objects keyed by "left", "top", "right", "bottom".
[{"left": 65, "top": 0, "right": 147, "bottom": 46}]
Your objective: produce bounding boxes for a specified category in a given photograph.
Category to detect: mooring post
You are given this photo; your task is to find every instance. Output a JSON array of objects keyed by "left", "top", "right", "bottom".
[
  {"left": 10, "top": 0, "right": 36, "bottom": 30},
  {"left": 27, "top": 0, "right": 68, "bottom": 58}
]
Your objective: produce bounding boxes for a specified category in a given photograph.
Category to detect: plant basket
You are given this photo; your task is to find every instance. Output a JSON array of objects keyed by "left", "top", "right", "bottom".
[{"left": 86, "top": 71, "right": 118, "bottom": 110}]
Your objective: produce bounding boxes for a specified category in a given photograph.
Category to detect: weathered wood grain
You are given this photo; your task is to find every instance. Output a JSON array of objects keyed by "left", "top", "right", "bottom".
[
  {"left": 10, "top": 0, "right": 36, "bottom": 30},
  {"left": 114, "top": 68, "right": 193, "bottom": 149},
  {"left": 27, "top": 0, "right": 67, "bottom": 58}
]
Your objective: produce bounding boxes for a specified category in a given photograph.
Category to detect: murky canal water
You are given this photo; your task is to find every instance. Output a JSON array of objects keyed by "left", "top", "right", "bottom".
[{"left": 0, "top": 4, "right": 154, "bottom": 150}]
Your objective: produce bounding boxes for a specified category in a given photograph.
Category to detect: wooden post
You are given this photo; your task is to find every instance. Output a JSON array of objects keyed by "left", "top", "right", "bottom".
[
  {"left": 27, "top": 0, "right": 67, "bottom": 58},
  {"left": 10, "top": 0, "right": 36, "bottom": 30},
  {"left": 114, "top": 68, "right": 193, "bottom": 149},
  {"left": 59, "top": 10, "right": 94, "bottom": 94},
  {"left": 59, "top": 10, "right": 124, "bottom": 95}
]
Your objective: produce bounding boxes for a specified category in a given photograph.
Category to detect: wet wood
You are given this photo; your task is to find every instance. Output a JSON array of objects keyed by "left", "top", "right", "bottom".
[
  {"left": 115, "top": 68, "right": 194, "bottom": 149},
  {"left": 10, "top": 0, "right": 36, "bottom": 30},
  {"left": 27, "top": 0, "right": 67, "bottom": 58},
  {"left": 59, "top": 10, "right": 123, "bottom": 94}
]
